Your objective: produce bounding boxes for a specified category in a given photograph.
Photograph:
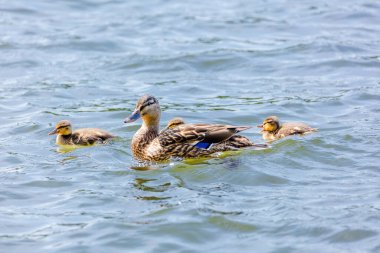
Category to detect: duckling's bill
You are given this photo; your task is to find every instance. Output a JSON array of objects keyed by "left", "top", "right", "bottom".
[
  {"left": 49, "top": 125, "right": 66, "bottom": 135},
  {"left": 48, "top": 128, "right": 58, "bottom": 135}
]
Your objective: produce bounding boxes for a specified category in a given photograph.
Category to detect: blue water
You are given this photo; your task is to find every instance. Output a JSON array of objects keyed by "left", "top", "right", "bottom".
[{"left": 1, "top": 0, "right": 380, "bottom": 252}]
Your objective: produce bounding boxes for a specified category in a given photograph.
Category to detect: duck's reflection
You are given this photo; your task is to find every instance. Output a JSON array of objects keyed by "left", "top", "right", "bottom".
[
  {"left": 60, "top": 155, "right": 78, "bottom": 163},
  {"left": 56, "top": 145, "right": 81, "bottom": 154},
  {"left": 133, "top": 178, "right": 172, "bottom": 201},
  {"left": 133, "top": 178, "right": 171, "bottom": 192}
]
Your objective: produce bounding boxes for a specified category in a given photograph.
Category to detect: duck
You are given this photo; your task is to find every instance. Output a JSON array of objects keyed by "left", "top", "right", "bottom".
[
  {"left": 49, "top": 120, "right": 115, "bottom": 146},
  {"left": 124, "top": 95, "right": 267, "bottom": 161},
  {"left": 257, "top": 116, "right": 317, "bottom": 141}
]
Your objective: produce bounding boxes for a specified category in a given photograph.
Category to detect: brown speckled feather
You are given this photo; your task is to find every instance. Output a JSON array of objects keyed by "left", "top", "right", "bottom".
[
  {"left": 159, "top": 124, "right": 251, "bottom": 146},
  {"left": 277, "top": 123, "right": 316, "bottom": 136},
  {"left": 58, "top": 128, "right": 115, "bottom": 146}
]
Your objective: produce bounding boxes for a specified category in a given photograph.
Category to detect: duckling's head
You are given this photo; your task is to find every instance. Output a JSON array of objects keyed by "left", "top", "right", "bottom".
[
  {"left": 258, "top": 116, "right": 280, "bottom": 132},
  {"left": 161, "top": 117, "right": 185, "bottom": 131},
  {"left": 167, "top": 117, "right": 185, "bottom": 129},
  {"left": 49, "top": 120, "right": 72, "bottom": 136},
  {"left": 124, "top": 95, "right": 161, "bottom": 126}
]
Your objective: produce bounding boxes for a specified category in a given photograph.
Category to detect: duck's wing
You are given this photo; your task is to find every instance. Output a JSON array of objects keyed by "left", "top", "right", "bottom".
[
  {"left": 211, "top": 134, "right": 268, "bottom": 151},
  {"left": 158, "top": 123, "right": 251, "bottom": 148},
  {"left": 279, "top": 123, "right": 317, "bottom": 136},
  {"left": 73, "top": 129, "right": 115, "bottom": 145}
]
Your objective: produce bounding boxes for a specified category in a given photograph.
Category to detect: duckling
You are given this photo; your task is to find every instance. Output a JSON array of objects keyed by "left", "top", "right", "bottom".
[
  {"left": 49, "top": 120, "right": 115, "bottom": 146},
  {"left": 124, "top": 95, "right": 267, "bottom": 161},
  {"left": 257, "top": 116, "right": 317, "bottom": 141},
  {"left": 160, "top": 117, "right": 185, "bottom": 133},
  {"left": 166, "top": 117, "right": 185, "bottom": 129}
]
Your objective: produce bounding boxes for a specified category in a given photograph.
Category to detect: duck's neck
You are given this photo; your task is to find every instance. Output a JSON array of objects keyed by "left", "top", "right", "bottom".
[
  {"left": 271, "top": 127, "right": 280, "bottom": 135},
  {"left": 263, "top": 126, "right": 281, "bottom": 140},
  {"left": 56, "top": 134, "right": 72, "bottom": 145},
  {"left": 132, "top": 122, "right": 159, "bottom": 154}
]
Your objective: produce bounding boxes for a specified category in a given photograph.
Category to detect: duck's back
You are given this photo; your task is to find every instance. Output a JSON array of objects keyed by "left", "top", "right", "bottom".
[
  {"left": 277, "top": 122, "right": 316, "bottom": 137},
  {"left": 151, "top": 124, "right": 255, "bottom": 160},
  {"left": 72, "top": 128, "right": 115, "bottom": 145}
]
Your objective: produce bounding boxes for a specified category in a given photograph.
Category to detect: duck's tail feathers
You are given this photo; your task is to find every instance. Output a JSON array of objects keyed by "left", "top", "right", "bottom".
[
  {"left": 230, "top": 126, "right": 252, "bottom": 133},
  {"left": 246, "top": 143, "right": 270, "bottom": 150}
]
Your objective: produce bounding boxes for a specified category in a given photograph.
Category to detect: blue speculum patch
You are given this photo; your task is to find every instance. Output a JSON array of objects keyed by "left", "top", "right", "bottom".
[{"left": 195, "top": 142, "right": 212, "bottom": 149}]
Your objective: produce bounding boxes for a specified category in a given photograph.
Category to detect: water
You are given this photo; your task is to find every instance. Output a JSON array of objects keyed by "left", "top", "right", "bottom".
[{"left": 1, "top": 0, "right": 380, "bottom": 252}]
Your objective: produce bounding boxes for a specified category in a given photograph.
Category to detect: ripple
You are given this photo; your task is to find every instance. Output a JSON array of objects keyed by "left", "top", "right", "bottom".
[
  {"left": 328, "top": 229, "right": 377, "bottom": 243},
  {"left": 208, "top": 216, "right": 258, "bottom": 232},
  {"left": 21, "top": 180, "right": 72, "bottom": 188}
]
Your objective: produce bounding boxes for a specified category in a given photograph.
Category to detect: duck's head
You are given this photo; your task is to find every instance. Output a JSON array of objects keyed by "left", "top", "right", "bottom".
[
  {"left": 257, "top": 116, "right": 280, "bottom": 133},
  {"left": 49, "top": 120, "right": 72, "bottom": 136},
  {"left": 124, "top": 95, "right": 161, "bottom": 126}
]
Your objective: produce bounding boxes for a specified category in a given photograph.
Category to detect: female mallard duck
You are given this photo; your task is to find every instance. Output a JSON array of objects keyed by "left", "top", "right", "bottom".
[
  {"left": 49, "top": 120, "right": 115, "bottom": 146},
  {"left": 257, "top": 116, "right": 317, "bottom": 141},
  {"left": 124, "top": 95, "right": 267, "bottom": 161}
]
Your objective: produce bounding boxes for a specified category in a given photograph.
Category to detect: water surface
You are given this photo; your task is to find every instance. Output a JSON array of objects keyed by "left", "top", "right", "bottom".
[{"left": 1, "top": 0, "right": 380, "bottom": 252}]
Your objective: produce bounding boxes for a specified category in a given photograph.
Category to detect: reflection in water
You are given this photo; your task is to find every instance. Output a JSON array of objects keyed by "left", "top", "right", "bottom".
[
  {"left": 129, "top": 164, "right": 159, "bottom": 171},
  {"left": 56, "top": 145, "right": 84, "bottom": 154},
  {"left": 221, "top": 157, "right": 242, "bottom": 170},
  {"left": 134, "top": 178, "right": 171, "bottom": 192},
  {"left": 60, "top": 155, "right": 78, "bottom": 163},
  {"left": 133, "top": 178, "right": 172, "bottom": 201},
  {"left": 136, "top": 196, "right": 171, "bottom": 201}
]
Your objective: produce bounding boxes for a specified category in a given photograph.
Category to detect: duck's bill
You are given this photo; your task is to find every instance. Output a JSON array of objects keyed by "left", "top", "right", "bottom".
[
  {"left": 257, "top": 124, "right": 263, "bottom": 128},
  {"left": 124, "top": 110, "right": 140, "bottom": 123},
  {"left": 48, "top": 129, "right": 58, "bottom": 135}
]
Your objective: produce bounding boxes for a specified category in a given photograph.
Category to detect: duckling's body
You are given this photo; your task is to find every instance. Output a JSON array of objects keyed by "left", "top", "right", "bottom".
[
  {"left": 55, "top": 128, "right": 114, "bottom": 146},
  {"left": 258, "top": 116, "right": 317, "bottom": 141},
  {"left": 49, "top": 120, "right": 115, "bottom": 146},
  {"left": 124, "top": 95, "right": 266, "bottom": 161}
]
